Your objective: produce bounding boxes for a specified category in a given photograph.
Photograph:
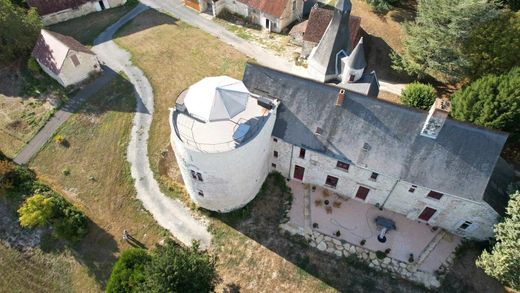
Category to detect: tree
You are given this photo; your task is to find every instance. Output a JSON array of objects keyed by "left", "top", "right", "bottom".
[
  {"left": 50, "top": 195, "right": 89, "bottom": 242},
  {"left": 106, "top": 249, "right": 151, "bottom": 293},
  {"left": 392, "top": 0, "right": 499, "bottom": 83},
  {"left": 450, "top": 67, "right": 520, "bottom": 135},
  {"left": 400, "top": 82, "right": 437, "bottom": 110},
  {"left": 463, "top": 11, "right": 520, "bottom": 79},
  {"left": 140, "top": 240, "right": 218, "bottom": 293},
  {"left": 17, "top": 193, "right": 54, "bottom": 228},
  {"left": 0, "top": 0, "right": 41, "bottom": 62},
  {"left": 477, "top": 191, "right": 520, "bottom": 290},
  {"left": 501, "top": 0, "right": 520, "bottom": 10}
]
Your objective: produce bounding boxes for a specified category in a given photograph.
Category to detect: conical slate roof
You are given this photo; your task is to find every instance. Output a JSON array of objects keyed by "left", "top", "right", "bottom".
[
  {"left": 346, "top": 37, "right": 366, "bottom": 70},
  {"left": 184, "top": 76, "right": 250, "bottom": 122},
  {"left": 307, "top": 0, "right": 352, "bottom": 81}
]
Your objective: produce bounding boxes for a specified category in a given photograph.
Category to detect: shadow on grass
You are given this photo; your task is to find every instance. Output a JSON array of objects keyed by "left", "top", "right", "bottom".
[{"left": 208, "top": 173, "right": 428, "bottom": 293}]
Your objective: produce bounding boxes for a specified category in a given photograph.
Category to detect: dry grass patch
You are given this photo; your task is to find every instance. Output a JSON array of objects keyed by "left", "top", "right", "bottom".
[
  {"left": 30, "top": 75, "right": 165, "bottom": 290},
  {"left": 49, "top": 4, "right": 136, "bottom": 45}
]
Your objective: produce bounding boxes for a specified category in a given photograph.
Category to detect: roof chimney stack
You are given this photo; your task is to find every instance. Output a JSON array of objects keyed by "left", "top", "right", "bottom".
[
  {"left": 336, "top": 89, "right": 346, "bottom": 107},
  {"left": 420, "top": 98, "right": 451, "bottom": 139}
]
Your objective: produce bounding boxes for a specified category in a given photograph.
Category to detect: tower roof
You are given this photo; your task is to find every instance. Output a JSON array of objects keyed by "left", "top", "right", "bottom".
[
  {"left": 345, "top": 37, "right": 366, "bottom": 70},
  {"left": 307, "top": 0, "right": 352, "bottom": 81},
  {"left": 184, "top": 76, "right": 250, "bottom": 122}
]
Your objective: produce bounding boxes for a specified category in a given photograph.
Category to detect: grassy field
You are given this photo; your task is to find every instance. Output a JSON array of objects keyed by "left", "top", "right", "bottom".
[
  {"left": 29, "top": 75, "right": 165, "bottom": 291},
  {"left": 49, "top": 4, "right": 136, "bottom": 45}
]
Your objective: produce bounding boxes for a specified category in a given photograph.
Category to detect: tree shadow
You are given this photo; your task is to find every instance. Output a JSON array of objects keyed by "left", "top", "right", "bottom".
[{"left": 210, "top": 174, "right": 428, "bottom": 293}]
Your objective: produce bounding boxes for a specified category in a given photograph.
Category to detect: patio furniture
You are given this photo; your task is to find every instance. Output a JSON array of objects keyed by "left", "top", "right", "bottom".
[
  {"left": 324, "top": 199, "right": 330, "bottom": 206},
  {"left": 375, "top": 216, "right": 396, "bottom": 243},
  {"left": 314, "top": 199, "right": 322, "bottom": 207},
  {"left": 332, "top": 201, "right": 342, "bottom": 208},
  {"left": 325, "top": 206, "right": 333, "bottom": 214}
]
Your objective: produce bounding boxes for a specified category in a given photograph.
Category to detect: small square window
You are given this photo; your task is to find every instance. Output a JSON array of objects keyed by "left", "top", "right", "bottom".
[
  {"left": 197, "top": 172, "right": 203, "bottom": 182},
  {"left": 459, "top": 221, "right": 472, "bottom": 230},
  {"left": 273, "top": 138, "right": 278, "bottom": 142},
  {"left": 336, "top": 161, "right": 350, "bottom": 171},
  {"left": 271, "top": 163, "right": 276, "bottom": 168},
  {"left": 198, "top": 190, "right": 204, "bottom": 197},
  {"left": 325, "top": 175, "right": 338, "bottom": 188},
  {"left": 427, "top": 191, "right": 443, "bottom": 200},
  {"left": 370, "top": 172, "right": 378, "bottom": 181},
  {"left": 299, "top": 148, "right": 306, "bottom": 159},
  {"left": 409, "top": 185, "right": 417, "bottom": 193},
  {"left": 190, "top": 170, "right": 197, "bottom": 179},
  {"left": 315, "top": 127, "right": 323, "bottom": 135},
  {"left": 273, "top": 151, "right": 278, "bottom": 158}
]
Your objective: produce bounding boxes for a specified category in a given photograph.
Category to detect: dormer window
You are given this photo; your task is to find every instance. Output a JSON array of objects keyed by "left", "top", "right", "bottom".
[
  {"left": 299, "top": 148, "right": 306, "bottom": 159},
  {"left": 409, "top": 185, "right": 417, "bottom": 193},
  {"left": 427, "top": 191, "right": 443, "bottom": 200},
  {"left": 315, "top": 127, "right": 323, "bottom": 135}
]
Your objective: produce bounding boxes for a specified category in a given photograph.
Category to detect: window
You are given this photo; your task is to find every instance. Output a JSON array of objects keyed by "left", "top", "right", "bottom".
[
  {"left": 273, "top": 138, "right": 278, "bottom": 142},
  {"left": 273, "top": 151, "right": 278, "bottom": 158},
  {"left": 271, "top": 163, "right": 277, "bottom": 168},
  {"left": 197, "top": 172, "right": 203, "bottom": 182},
  {"left": 325, "top": 175, "right": 338, "bottom": 188},
  {"left": 190, "top": 170, "right": 197, "bottom": 179},
  {"left": 418, "top": 207, "right": 437, "bottom": 221},
  {"left": 70, "top": 54, "right": 80, "bottom": 67},
  {"left": 355, "top": 186, "right": 370, "bottom": 200},
  {"left": 292, "top": 0, "right": 296, "bottom": 11},
  {"left": 427, "top": 191, "right": 443, "bottom": 200},
  {"left": 198, "top": 190, "right": 204, "bottom": 197},
  {"left": 409, "top": 185, "right": 417, "bottom": 193},
  {"left": 336, "top": 161, "right": 350, "bottom": 171},
  {"left": 370, "top": 172, "right": 379, "bottom": 181},
  {"left": 459, "top": 221, "right": 472, "bottom": 230},
  {"left": 349, "top": 74, "right": 355, "bottom": 82},
  {"left": 299, "top": 148, "right": 306, "bottom": 159},
  {"left": 315, "top": 127, "right": 323, "bottom": 135}
]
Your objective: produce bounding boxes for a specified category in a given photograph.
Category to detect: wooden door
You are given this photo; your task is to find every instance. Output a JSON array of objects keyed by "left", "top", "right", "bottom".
[
  {"left": 355, "top": 186, "right": 370, "bottom": 200},
  {"left": 418, "top": 207, "right": 437, "bottom": 221},
  {"left": 184, "top": 0, "right": 201, "bottom": 11},
  {"left": 293, "top": 165, "right": 304, "bottom": 180}
]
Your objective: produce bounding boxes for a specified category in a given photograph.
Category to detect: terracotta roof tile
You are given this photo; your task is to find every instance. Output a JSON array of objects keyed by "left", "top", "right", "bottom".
[
  {"left": 27, "top": 0, "right": 94, "bottom": 16},
  {"left": 238, "top": 0, "right": 290, "bottom": 18}
]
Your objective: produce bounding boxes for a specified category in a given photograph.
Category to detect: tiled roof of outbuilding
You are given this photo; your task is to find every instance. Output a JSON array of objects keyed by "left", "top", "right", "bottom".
[
  {"left": 27, "top": 0, "right": 94, "bottom": 15},
  {"left": 238, "top": 0, "right": 290, "bottom": 18}
]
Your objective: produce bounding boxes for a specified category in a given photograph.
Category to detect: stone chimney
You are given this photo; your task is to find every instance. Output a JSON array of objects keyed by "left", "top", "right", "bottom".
[
  {"left": 420, "top": 98, "right": 451, "bottom": 139},
  {"left": 336, "top": 89, "right": 346, "bottom": 107}
]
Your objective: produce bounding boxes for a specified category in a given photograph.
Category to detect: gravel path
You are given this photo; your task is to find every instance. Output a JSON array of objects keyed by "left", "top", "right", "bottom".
[
  {"left": 140, "top": 0, "right": 404, "bottom": 95},
  {"left": 13, "top": 69, "right": 116, "bottom": 165},
  {"left": 92, "top": 4, "right": 212, "bottom": 249}
]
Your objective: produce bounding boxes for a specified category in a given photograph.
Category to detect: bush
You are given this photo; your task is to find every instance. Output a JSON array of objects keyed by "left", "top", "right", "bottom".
[
  {"left": 451, "top": 67, "right": 520, "bottom": 135},
  {"left": 106, "top": 248, "right": 151, "bottom": 293},
  {"left": 50, "top": 195, "right": 89, "bottom": 242},
  {"left": 17, "top": 193, "right": 54, "bottom": 228},
  {"left": 400, "top": 82, "right": 436, "bottom": 110},
  {"left": 367, "top": 0, "right": 400, "bottom": 13},
  {"left": 27, "top": 57, "right": 41, "bottom": 76}
]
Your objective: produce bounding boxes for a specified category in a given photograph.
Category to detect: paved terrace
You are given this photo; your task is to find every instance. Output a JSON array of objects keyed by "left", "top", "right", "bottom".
[{"left": 286, "top": 180, "right": 460, "bottom": 274}]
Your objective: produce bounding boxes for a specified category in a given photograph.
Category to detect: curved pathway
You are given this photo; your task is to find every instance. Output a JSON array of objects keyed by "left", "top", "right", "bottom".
[{"left": 92, "top": 4, "right": 212, "bottom": 249}]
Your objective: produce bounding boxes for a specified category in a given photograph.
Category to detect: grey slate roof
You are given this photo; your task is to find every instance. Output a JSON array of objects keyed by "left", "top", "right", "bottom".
[
  {"left": 307, "top": 0, "right": 352, "bottom": 79},
  {"left": 483, "top": 158, "right": 516, "bottom": 216},
  {"left": 341, "top": 71, "right": 379, "bottom": 97},
  {"left": 346, "top": 37, "right": 366, "bottom": 70},
  {"left": 242, "top": 63, "right": 509, "bottom": 204}
]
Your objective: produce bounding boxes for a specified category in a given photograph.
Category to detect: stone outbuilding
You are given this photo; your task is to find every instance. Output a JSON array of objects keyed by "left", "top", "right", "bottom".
[
  {"left": 32, "top": 29, "right": 101, "bottom": 87},
  {"left": 27, "top": 0, "right": 127, "bottom": 25}
]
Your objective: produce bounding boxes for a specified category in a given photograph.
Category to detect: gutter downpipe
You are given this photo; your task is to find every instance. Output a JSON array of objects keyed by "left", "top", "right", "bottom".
[{"left": 380, "top": 179, "right": 399, "bottom": 209}]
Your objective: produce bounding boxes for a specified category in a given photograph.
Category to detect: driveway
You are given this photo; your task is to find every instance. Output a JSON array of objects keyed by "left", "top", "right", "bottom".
[
  {"left": 92, "top": 4, "right": 212, "bottom": 249},
  {"left": 140, "top": 0, "right": 404, "bottom": 95}
]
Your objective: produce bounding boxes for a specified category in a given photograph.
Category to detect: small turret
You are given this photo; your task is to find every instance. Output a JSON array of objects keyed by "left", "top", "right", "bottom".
[{"left": 341, "top": 37, "right": 366, "bottom": 83}]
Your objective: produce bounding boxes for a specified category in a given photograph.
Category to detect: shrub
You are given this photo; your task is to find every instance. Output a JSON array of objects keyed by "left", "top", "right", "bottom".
[
  {"left": 106, "top": 248, "right": 151, "bottom": 293},
  {"left": 451, "top": 67, "right": 520, "bottom": 135},
  {"left": 17, "top": 193, "right": 54, "bottom": 228},
  {"left": 62, "top": 168, "right": 70, "bottom": 176},
  {"left": 367, "top": 0, "right": 401, "bottom": 13},
  {"left": 139, "top": 240, "right": 218, "bottom": 292},
  {"left": 400, "top": 82, "right": 436, "bottom": 110},
  {"left": 27, "top": 57, "right": 41, "bottom": 76},
  {"left": 375, "top": 250, "right": 387, "bottom": 259},
  {"left": 50, "top": 195, "right": 89, "bottom": 242}
]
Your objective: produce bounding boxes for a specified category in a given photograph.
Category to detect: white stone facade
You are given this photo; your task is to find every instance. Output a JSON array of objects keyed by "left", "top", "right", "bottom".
[
  {"left": 40, "top": 0, "right": 126, "bottom": 25},
  {"left": 170, "top": 102, "right": 278, "bottom": 212},
  {"left": 270, "top": 138, "right": 499, "bottom": 240}
]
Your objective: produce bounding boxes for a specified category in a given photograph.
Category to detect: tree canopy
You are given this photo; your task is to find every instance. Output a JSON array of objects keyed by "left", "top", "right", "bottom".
[
  {"left": 17, "top": 193, "right": 54, "bottom": 228},
  {"left": 400, "top": 82, "right": 437, "bottom": 110},
  {"left": 463, "top": 11, "right": 520, "bottom": 79},
  {"left": 477, "top": 191, "right": 520, "bottom": 290},
  {"left": 392, "top": 0, "right": 499, "bottom": 83},
  {"left": 0, "top": 0, "right": 41, "bottom": 62},
  {"left": 450, "top": 67, "right": 520, "bottom": 135},
  {"left": 106, "top": 248, "right": 151, "bottom": 293}
]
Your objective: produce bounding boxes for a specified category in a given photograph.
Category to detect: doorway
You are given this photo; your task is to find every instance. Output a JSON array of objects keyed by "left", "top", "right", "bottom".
[
  {"left": 265, "top": 18, "right": 270, "bottom": 30},
  {"left": 98, "top": 0, "right": 105, "bottom": 10},
  {"left": 355, "top": 186, "right": 370, "bottom": 200},
  {"left": 418, "top": 207, "right": 437, "bottom": 221},
  {"left": 293, "top": 165, "right": 304, "bottom": 180}
]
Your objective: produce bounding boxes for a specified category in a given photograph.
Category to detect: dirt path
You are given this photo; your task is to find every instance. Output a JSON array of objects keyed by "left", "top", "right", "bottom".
[{"left": 92, "top": 4, "right": 212, "bottom": 249}]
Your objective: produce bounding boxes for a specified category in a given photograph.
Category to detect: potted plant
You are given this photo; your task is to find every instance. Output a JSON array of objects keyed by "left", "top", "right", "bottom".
[{"left": 360, "top": 239, "right": 366, "bottom": 246}]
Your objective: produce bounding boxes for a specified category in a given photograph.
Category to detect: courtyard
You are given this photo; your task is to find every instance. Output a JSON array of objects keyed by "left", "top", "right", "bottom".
[{"left": 286, "top": 180, "right": 461, "bottom": 274}]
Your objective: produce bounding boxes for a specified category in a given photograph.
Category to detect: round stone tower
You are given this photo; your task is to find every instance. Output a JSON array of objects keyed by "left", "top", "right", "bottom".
[{"left": 169, "top": 76, "right": 278, "bottom": 212}]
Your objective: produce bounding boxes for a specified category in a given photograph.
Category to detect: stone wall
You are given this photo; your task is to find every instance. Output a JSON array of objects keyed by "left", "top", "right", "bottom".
[
  {"left": 270, "top": 137, "right": 499, "bottom": 240},
  {"left": 58, "top": 51, "right": 102, "bottom": 87}
]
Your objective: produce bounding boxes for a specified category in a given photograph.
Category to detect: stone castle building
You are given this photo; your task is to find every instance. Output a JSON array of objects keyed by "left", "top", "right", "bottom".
[{"left": 170, "top": 63, "right": 514, "bottom": 240}]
